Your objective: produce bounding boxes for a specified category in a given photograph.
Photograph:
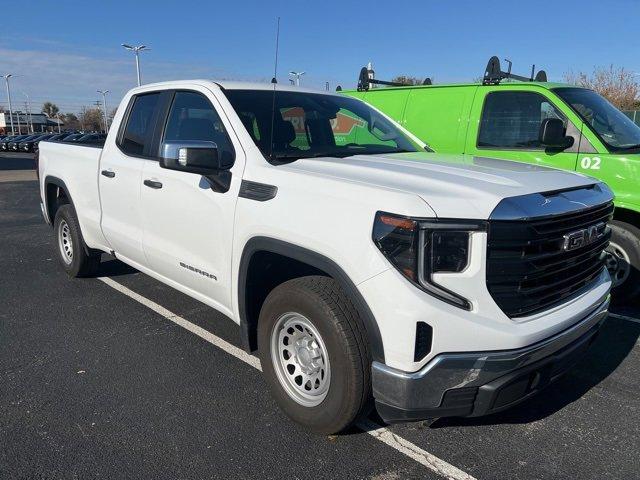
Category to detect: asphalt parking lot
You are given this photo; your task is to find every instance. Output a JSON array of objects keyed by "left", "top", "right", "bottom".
[{"left": 1, "top": 154, "right": 639, "bottom": 480}]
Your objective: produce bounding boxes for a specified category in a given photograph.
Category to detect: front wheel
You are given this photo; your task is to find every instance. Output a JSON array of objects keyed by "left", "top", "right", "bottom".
[
  {"left": 258, "top": 276, "right": 372, "bottom": 435},
  {"left": 605, "top": 220, "right": 640, "bottom": 301}
]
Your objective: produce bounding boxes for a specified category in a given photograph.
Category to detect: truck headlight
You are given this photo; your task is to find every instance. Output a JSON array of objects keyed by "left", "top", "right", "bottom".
[{"left": 373, "top": 212, "right": 485, "bottom": 310}]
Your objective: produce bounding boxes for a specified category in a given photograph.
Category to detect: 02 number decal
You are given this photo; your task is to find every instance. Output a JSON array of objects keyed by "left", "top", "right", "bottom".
[{"left": 580, "top": 156, "right": 601, "bottom": 170}]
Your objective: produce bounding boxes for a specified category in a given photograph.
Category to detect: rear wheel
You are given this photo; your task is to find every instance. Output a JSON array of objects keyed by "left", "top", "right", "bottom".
[
  {"left": 258, "top": 276, "right": 372, "bottom": 435},
  {"left": 605, "top": 220, "right": 640, "bottom": 301},
  {"left": 53, "top": 204, "right": 101, "bottom": 277}
]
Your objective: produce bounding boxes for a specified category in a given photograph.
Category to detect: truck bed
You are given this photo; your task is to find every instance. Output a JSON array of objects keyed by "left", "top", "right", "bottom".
[{"left": 38, "top": 141, "right": 106, "bottom": 251}]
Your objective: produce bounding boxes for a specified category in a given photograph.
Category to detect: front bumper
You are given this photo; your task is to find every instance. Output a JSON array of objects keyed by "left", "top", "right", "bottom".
[{"left": 372, "top": 296, "right": 609, "bottom": 423}]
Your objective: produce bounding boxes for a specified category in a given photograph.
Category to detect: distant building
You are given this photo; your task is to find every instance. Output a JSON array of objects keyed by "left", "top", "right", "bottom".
[{"left": 0, "top": 112, "right": 63, "bottom": 134}]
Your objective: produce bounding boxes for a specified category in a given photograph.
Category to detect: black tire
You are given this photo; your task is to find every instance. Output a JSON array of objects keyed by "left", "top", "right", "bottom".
[
  {"left": 53, "top": 204, "right": 101, "bottom": 278},
  {"left": 606, "top": 220, "right": 640, "bottom": 301},
  {"left": 258, "top": 276, "right": 372, "bottom": 435}
]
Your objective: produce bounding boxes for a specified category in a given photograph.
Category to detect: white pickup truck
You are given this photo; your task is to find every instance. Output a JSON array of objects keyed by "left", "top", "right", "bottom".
[{"left": 39, "top": 80, "right": 613, "bottom": 434}]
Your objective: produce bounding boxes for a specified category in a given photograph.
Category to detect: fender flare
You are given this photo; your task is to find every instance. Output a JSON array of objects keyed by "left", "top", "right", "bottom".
[
  {"left": 43, "top": 175, "right": 76, "bottom": 225},
  {"left": 238, "top": 236, "right": 385, "bottom": 363}
]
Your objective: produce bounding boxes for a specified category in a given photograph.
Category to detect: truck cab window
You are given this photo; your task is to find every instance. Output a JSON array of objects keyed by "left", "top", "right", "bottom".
[
  {"left": 478, "top": 91, "right": 566, "bottom": 149},
  {"left": 120, "top": 92, "right": 161, "bottom": 156},
  {"left": 163, "top": 91, "right": 235, "bottom": 164}
]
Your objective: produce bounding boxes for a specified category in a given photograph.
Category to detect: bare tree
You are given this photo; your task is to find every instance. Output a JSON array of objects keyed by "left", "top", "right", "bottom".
[
  {"left": 78, "top": 107, "right": 103, "bottom": 132},
  {"left": 391, "top": 75, "right": 424, "bottom": 86},
  {"left": 60, "top": 113, "right": 81, "bottom": 131},
  {"left": 565, "top": 66, "right": 639, "bottom": 110}
]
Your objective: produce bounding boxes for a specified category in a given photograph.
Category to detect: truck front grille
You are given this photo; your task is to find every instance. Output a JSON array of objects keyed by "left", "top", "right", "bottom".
[{"left": 486, "top": 202, "right": 613, "bottom": 318}]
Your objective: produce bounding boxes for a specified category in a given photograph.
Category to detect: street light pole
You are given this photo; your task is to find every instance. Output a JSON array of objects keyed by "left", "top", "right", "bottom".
[
  {"left": 22, "top": 92, "right": 33, "bottom": 133},
  {"left": 97, "top": 90, "right": 110, "bottom": 133},
  {"left": 122, "top": 44, "right": 149, "bottom": 86},
  {"left": 2, "top": 74, "right": 15, "bottom": 135}
]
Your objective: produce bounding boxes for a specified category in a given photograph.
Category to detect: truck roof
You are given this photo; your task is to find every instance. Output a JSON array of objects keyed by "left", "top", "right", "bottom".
[{"left": 127, "top": 79, "right": 338, "bottom": 96}]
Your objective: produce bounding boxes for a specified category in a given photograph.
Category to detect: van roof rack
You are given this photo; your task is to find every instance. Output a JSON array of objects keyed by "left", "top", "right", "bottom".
[
  {"left": 356, "top": 65, "right": 432, "bottom": 92},
  {"left": 483, "top": 56, "right": 547, "bottom": 85}
]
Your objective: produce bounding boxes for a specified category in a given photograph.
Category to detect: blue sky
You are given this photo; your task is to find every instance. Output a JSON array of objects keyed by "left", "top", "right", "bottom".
[{"left": 1, "top": 0, "right": 639, "bottom": 114}]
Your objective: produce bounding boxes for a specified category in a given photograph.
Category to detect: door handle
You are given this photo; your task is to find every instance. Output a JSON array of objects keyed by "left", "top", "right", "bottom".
[
  {"left": 143, "top": 179, "right": 163, "bottom": 189},
  {"left": 101, "top": 170, "right": 116, "bottom": 178}
]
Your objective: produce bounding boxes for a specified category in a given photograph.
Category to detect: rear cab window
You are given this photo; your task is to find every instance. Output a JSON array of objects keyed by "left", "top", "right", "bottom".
[{"left": 118, "top": 92, "right": 162, "bottom": 156}]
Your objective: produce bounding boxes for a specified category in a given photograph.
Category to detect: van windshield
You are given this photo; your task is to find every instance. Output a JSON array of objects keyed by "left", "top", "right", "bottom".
[
  {"left": 223, "top": 89, "right": 420, "bottom": 162},
  {"left": 554, "top": 87, "right": 640, "bottom": 151}
]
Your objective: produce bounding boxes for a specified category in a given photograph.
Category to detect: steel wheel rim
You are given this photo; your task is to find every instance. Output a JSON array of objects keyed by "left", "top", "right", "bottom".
[
  {"left": 58, "top": 220, "right": 73, "bottom": 265},
  {"left": 270, "top": 312, "right": 330, "bottom": 407},
  {"left": 605, "top": 241, "right": 631, "bottom": 287}
]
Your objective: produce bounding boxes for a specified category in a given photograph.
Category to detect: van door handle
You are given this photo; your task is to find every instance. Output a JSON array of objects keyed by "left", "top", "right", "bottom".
[
  {"left": 101, "top": 170, "right": 116, "bottom": 178},
  {"left": 143, "top": 179, "right": 163, "bottom": 189}
]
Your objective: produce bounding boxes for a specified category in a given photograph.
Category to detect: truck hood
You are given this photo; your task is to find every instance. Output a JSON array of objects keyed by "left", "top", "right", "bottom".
[{"left": 284, "top": 152, "right": 597, "bottom": 219}]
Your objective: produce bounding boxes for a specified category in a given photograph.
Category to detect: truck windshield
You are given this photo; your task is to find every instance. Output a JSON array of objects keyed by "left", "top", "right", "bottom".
[
  {"left": 554, "top": 87, "right": 640, "bottom": 151},
  {"left": 223, "top": 89, "right": 419, "bottom": 161}
]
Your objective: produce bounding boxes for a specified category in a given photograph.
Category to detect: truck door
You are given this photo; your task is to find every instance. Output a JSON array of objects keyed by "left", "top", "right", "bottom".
[
  {"left": 140, "top": 88, "right": 244, "bottom": 314},
  {"left": 466, "top": 90, "right": 580, "bottom": 170},
  {"left": 99, "top": 91, "right": 164, "bottom": 265}
]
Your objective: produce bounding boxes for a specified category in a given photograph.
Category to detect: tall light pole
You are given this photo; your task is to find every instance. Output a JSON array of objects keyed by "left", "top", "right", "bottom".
[
  {"left": 97, "top": 90, "right": 110, "bottom": 133},
  {"left": 2, "top": 74, "right": 15, "bottom": 135},
  {"left": 288, "top": 71, "right": 306, "bottom": 86},
  {"left": 122, "top": 44, "right": 148, "bottom": 86},
  {"left": 22, "top": 92, "right": 33, "bottom": 133}
]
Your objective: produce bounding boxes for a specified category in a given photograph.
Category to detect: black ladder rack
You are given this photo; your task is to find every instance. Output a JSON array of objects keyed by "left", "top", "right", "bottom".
[{"left": 483, "top": 56, "right": 547, "bottom": 85}]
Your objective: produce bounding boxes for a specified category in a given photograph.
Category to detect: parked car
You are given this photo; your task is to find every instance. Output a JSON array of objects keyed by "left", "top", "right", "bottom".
[
  {"left": 1, "top": 135, "right": 30, "bottom": 151},
  {"left": 9, "top": 134, "right": 43, "bottom": 151},
  {"left": 75, "top": 133, "right": 107, "bottom": 144},
  {"left": 39, "top": 80, "right": 613, "bottom": 434},
  {"left": 20, "top": 134, "right": 58, "bottom": 152},
  {"left": 345, "top": 57, "right": 640, "bottom": 299},
  {"left": 47, "top": 132, "right": 78, "bottom": 142},
  {"left": 61, "top": 133, "right": 84, "bottom": 142}
]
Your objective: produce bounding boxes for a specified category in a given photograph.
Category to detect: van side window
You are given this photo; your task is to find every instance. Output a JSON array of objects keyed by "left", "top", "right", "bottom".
[
  {"left": 163, "top": 91, "right": 235, "bottom": 164},
  {"left": 119, "top": 92, "right": 162, "bottom": 156},
  {"left": 478, "top": 92, "right": 565, "bottom": 149}
]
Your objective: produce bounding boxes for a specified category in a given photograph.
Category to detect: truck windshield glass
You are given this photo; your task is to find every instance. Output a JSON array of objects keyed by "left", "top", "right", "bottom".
[
  {"left": 223, "top": 89, "right": 419, "bottom": 161},
  {"left": 555, "top": 87, "right": 640, "bottom": 151}
]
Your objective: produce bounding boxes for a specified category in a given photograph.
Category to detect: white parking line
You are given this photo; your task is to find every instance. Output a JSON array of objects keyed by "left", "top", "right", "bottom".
[
  {"left": 609, "top": 313, "right": 640, "bottom": 324},
  {"left": 97, "top": 276, "right": 477, "bottom": 480}
]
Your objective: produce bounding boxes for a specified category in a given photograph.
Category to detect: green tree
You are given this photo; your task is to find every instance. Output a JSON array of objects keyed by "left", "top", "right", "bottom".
[{"left": 42, "top": 101, "right": 60, "bottom": 118}]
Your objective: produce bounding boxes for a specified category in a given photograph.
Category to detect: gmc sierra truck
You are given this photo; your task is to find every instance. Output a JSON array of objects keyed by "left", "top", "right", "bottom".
[{"left": 39, "top": 80, "right": 613, "bottom": 434}]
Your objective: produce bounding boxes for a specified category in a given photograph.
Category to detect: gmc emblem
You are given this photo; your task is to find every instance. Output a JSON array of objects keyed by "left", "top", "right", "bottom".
[{"left": 562, "top": 222, "right": 606, "bottom": 251}]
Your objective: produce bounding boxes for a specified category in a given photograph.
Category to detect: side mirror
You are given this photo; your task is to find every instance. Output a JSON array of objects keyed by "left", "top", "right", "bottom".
[
  {"left": 539, "top": 118, "right": 574, "bottom": 149},
  {"left": 160, "top": 141, "right": 233, "bottom": 174}
]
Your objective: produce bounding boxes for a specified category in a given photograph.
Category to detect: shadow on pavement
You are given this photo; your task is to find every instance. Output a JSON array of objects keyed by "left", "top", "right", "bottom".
[
  {"left": 97, "top": 257, "right": 139, "bottom": 277},
  {"left": 0, "top": 155, "right": 35, "bottom": 170},
  {"left": 429, "top": 316, "right": 639, "bottom": 428}
]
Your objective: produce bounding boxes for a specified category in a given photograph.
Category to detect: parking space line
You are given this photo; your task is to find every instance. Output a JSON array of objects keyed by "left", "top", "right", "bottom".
[
  {"left": 609, "top": 313, "right": 640, "bottom": 324},
  {"left": 97, "top": 276, "right": 477, "bottom": 480}
]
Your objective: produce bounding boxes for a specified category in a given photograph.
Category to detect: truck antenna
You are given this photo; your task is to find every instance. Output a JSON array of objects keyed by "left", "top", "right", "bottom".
[{"left": 269, "top": 16, "right": 280, "bottom": 163}]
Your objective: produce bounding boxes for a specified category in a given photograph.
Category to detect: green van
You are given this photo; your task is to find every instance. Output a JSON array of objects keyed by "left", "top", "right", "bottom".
[{"left": 343, "top": 58, "right": 640, "bottom": 299}]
